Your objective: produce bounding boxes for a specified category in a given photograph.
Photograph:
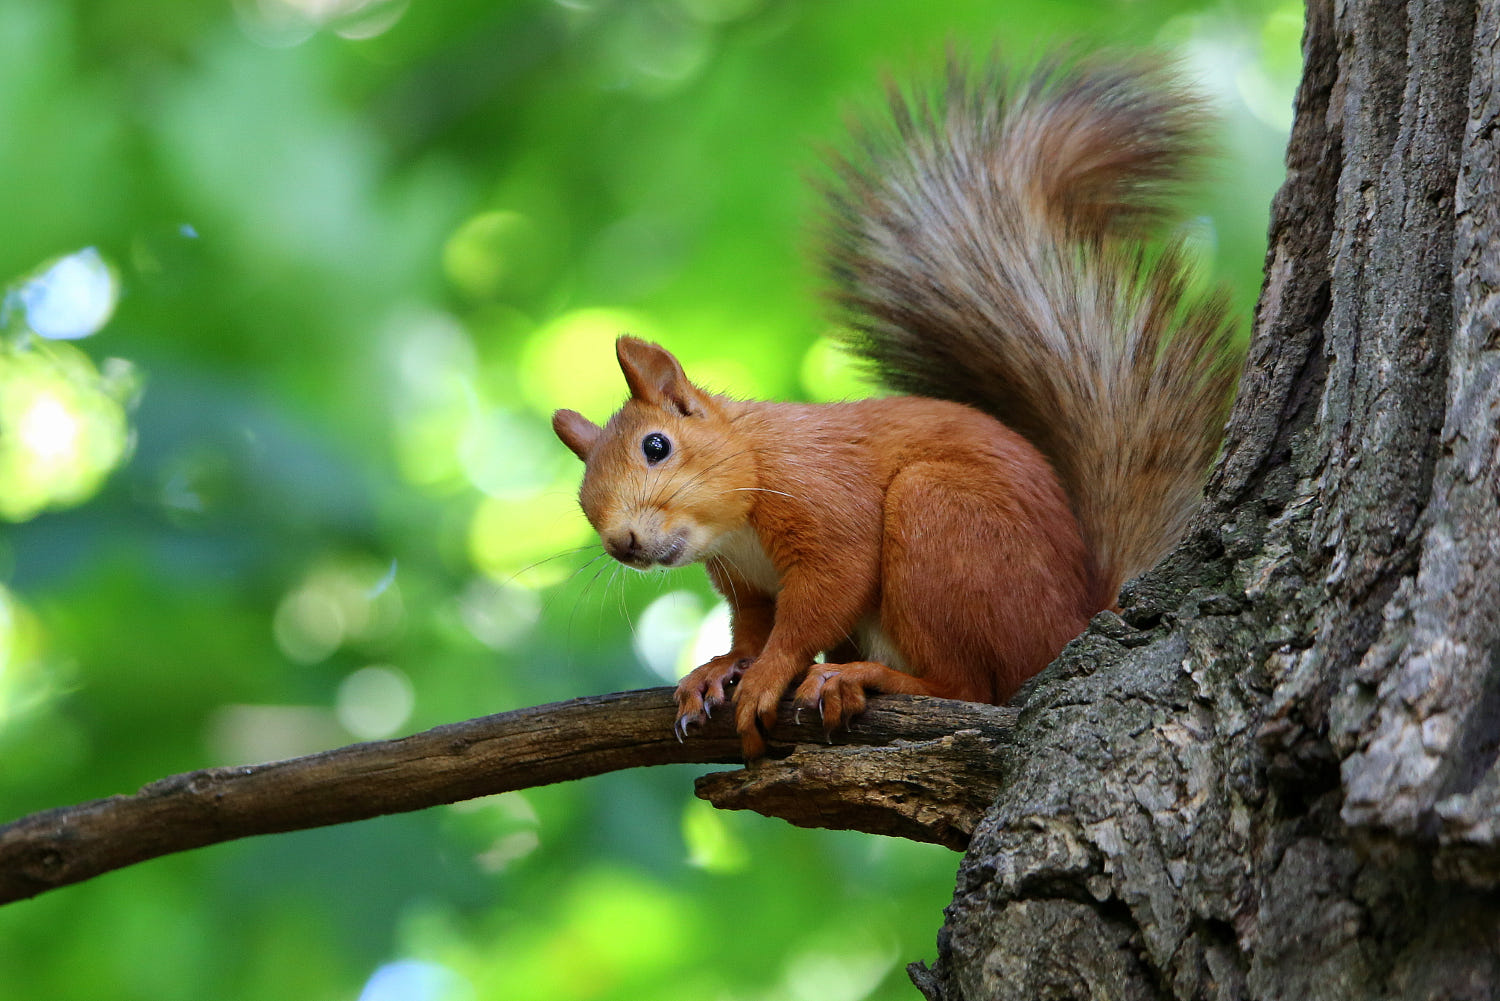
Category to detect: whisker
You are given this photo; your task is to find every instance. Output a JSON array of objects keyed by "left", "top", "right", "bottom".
[
  {"left": 727, "top": 487, "right": 798, "bottom": 499},
  {"left": 561, "top": 550, "right": 612, "bottom": 588},
  {"left": 655, "top": 442, "right": 762, "bottom": 510},
  {"left": 500, "top": 545, "right": 599, "bottom": 588},
  {"left": 612, "top": 564, "right": 640, "bottom": 645},
  {"left": 566, "top": 551, "right": 617, "bottom": 636}
]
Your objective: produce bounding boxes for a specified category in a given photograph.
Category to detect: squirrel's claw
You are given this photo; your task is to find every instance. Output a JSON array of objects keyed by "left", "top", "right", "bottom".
[
  {"left": 792, "top": 665, "right": 872, "bottom": 739},
  {"left": 673, "top": 653, "right": 753, "bottom": 744},
  {"left": 673, "top": 707, "right": 708, "bottom": 742}
]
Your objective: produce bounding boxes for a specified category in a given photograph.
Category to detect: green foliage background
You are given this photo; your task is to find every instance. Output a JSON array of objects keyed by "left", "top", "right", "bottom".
[{"left": 0, "top": 0, "right": 1297, "bottom": 998}]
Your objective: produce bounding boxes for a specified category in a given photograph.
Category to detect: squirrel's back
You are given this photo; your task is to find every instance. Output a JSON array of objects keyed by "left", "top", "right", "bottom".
[{"left": 821, "top": 57, "right": 1242, "bottom": 599}]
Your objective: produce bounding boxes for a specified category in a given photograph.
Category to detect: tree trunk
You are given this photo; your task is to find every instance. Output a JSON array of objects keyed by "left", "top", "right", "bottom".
[{"left": 914, "top": 0, "right": 1500, "bottom": 996}]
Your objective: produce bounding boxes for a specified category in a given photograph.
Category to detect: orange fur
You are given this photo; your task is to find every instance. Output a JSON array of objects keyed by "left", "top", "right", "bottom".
[{"left": 553, "top": 58, "right": 1241, "bottom": 758}]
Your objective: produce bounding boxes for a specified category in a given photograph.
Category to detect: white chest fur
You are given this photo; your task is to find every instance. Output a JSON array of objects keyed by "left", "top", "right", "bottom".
[
  {"left": 710, "top": 526, "right": 782, "bottom": 594},
  {"left": 855, "top": 617, "right": 909, "bottom": 673},
  {"left": 709, "top": 526, "right": 910, "bottom": 673}
]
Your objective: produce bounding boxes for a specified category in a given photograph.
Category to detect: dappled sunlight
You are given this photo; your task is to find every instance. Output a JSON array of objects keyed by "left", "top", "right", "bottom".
[
  {"left": 777, "top": 941, "right": 901, "bottom": 1001},
  {"left": 800, "top": 336, "right": 880, "bottom": 403},
  {"left": 457, "top": 406, "right": 563, "bottom": 497},
  {"left": 674, "top": 348, "right": 766, "bottom": 400},
  {"left": 12, "top": 247, "right": 118, "bottom": 341},
  {"left": 442, "top": 868, "right": 697, "bottom": 1000},
  {"left": 519, "top": 307, "right": 664, "bottom": 419},
  {"left": 688, "top": 599, "right": 732, "bottom": 669},
  {"left": 207, "top": 703, "right": 346, "bottom": 764},
  {"left": 633, "top": 590, "right": 730, "bottom": 682},
  {"left": 383, "top": 302, "right": 613, "bottom": 591},
  {"left": 595, "top": 3, "right": 713, "bottom": 97},
  {"left": 468, "top": 488, "right": 596, "bottom": 589},
  {"left": 0, "top": 245, "right": 136, "bottom": 522},
  {"left": 357, "top": 959, "right": 472, "bottom": 1001},
  {"left": 235, "top": 0, "right": 408, "bottom": 47},
  {"left": 442, "top": 210, "right": 555, "bottom": 303},
  {"left": 447, "top": 792, "right": 542, "bottom": 874},
  {"left": 0, "top": 341, "right": 135, "bottom": 522},
  {"left": 455, "top": 577, "right": 541, "bottom": 650},
  {"left": 0, "top": 584, "right": 48, "bottom": 730},
  {"left": 335, "top": 664, "right": 415, "bottom": 739},
  {"left": 632, "top": 590, "right": 707, "bottom": 682},
  {"left": 681, "top": 798, "right": 748, "bottom": 874},
  {"left": 1239, "top": 1, "right": 1305, "bottom": 132},
  {"left": 17, "top": 393, "right": 84, "bottom": 462},
  {"left": 1168, "top": 2, "right": 1305, "bottom": 134},
  {"left": 272, "top": 556, "right": 405, "bottom": 665},
  {"left": 272, "top": 585, "right": 345, "bottom": 664},
  {"left": 386, "top": 309, "right": 566, "bottom": 497}
]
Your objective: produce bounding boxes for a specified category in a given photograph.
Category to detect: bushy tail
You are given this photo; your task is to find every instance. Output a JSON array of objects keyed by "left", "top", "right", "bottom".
[{"left": 821, "top": 56, "right": 1242, "bottom": 599}]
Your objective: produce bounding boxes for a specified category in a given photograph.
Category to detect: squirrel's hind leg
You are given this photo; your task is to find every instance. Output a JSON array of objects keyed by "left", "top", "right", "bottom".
[
  {"left": 878, "top": 460, "right": 1094, "bottom": 706},
  {"left": 792, "top": 660, "right": 936, "bottom": 734}
]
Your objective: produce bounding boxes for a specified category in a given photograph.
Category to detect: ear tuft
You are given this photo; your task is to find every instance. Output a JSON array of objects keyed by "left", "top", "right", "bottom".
[
  {"left": 616, "top": 337, "right": 708, "bottom": 417},
  {"left": 553, "top": 409, "right": 602, "bottom": 461}
]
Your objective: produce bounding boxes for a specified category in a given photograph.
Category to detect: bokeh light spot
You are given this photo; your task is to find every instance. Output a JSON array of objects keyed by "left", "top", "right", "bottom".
[
  {"left": 448, "top": 792, "right": 542, "bottom": 873},
  {"left": 800, "top": 336, "right": 880, "bottom": 403},
  {"left": 781, "top": 943, "right": 899, "bottom": 1001},
  {"left": 468, "top": 487, "right": 596, "bottom": 587},
  {"left": 687, "top": 600, "right": 732, "bottom": 673},
  {"left": 236, "top": 0, "right": 408, "bottom": 47},
  {"left": 602, "top": 4, "right": 711, "bottom": 95},
  {"left": 273, "top": 586, "right": 345, "bottom": 664},
  {"left": 335, "top": 664, "right": 414, "bottom": 739},
  {"left": 273, "top": 558, "right": 405, "bottom": 664},
  {"left": 681, "top": 799, "right": 748, "bottom": 873},
  {"left": 357, "top": 959, "right": 472, "bottom": 1001},
  {"left": 519, "top": 308, "right": 663, "bottom": 419},
  {"left": 0, "top": 584, "right": 48, "bottom": 729},
  {"left": 387, "top": 309, "right": 479, "bottom": 492},
  {"left": 442, "top": 211, "right": 548, "bottom": 302},
  {"left": 633, "top": 591, "right": 706, "bottom": 682},
  {"left": 17, "top": 392, "right": 82, "bottom": 461},
  {"left": 334, "top": 0, "right": 408, "bottom": 39},
  {"left": 207, "top": 704, "right": 346, "bottom": 764},
  {"left": 17, "top": 247, "right": 118, "bottom": 341},
  {"left": 677, "top": 0, "right": 764, "bottom": 25},
  {"left": 458, "top": 408, "right": 560, "bottom": 497},
  {"left": 456, "top": 577, "right": 541, "bottom": 650},
  {"left": 0, "top": 342, "right": 134, "bottom": 522}
]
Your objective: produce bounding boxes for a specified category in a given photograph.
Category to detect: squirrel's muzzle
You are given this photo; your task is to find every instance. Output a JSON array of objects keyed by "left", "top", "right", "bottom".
[{"left": 602, "top": 528, "right": 690, "bottom": 569}]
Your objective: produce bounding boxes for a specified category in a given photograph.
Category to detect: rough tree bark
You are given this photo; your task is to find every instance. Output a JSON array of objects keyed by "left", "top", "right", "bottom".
[{"left": 912, "top": 0, "right": 1500, "bottom": 997}]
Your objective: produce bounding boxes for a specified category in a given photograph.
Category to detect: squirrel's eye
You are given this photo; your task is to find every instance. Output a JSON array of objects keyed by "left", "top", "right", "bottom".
[{"left": 641, "top": 433, "right": 672, "bottom": 465}]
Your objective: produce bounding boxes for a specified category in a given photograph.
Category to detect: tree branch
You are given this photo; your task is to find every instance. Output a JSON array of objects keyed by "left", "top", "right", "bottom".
[{"left": 0, "top": 688, "right": 1015, "bottom": 905}]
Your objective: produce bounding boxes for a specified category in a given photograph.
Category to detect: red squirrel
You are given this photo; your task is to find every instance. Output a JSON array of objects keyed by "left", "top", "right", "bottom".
[{"left": 552, "top": 58, "right": 1241, "bottom": 758}]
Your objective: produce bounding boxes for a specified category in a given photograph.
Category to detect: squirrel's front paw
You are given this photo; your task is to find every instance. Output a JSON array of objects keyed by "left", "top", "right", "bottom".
[
  {"left": 792, "top": 664, "right": 870, "bottom": 735},
  {"left": 731, "top": 676, "right": 785, "bottom": 760},
  {"left": 673, "top": 654, "right": 751, "bottom": 740}
]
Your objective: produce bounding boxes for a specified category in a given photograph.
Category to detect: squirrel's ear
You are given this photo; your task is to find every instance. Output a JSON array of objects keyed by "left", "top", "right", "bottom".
[
  {"left": 553, "top": 409, "right": 601, "bottom": 461},
  {"left": 616, "top": 336, "right": 709, "bottom": 417}
]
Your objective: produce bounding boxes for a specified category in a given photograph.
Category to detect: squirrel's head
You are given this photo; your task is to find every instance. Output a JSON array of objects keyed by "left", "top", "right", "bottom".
[{"left": 553, "top": 337, "right": 757, "bottom": 570}]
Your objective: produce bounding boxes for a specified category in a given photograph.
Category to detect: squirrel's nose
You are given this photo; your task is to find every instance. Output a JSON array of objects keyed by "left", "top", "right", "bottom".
[{"left": 604, "top": 530, "right": 641, "bottom": 563}]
